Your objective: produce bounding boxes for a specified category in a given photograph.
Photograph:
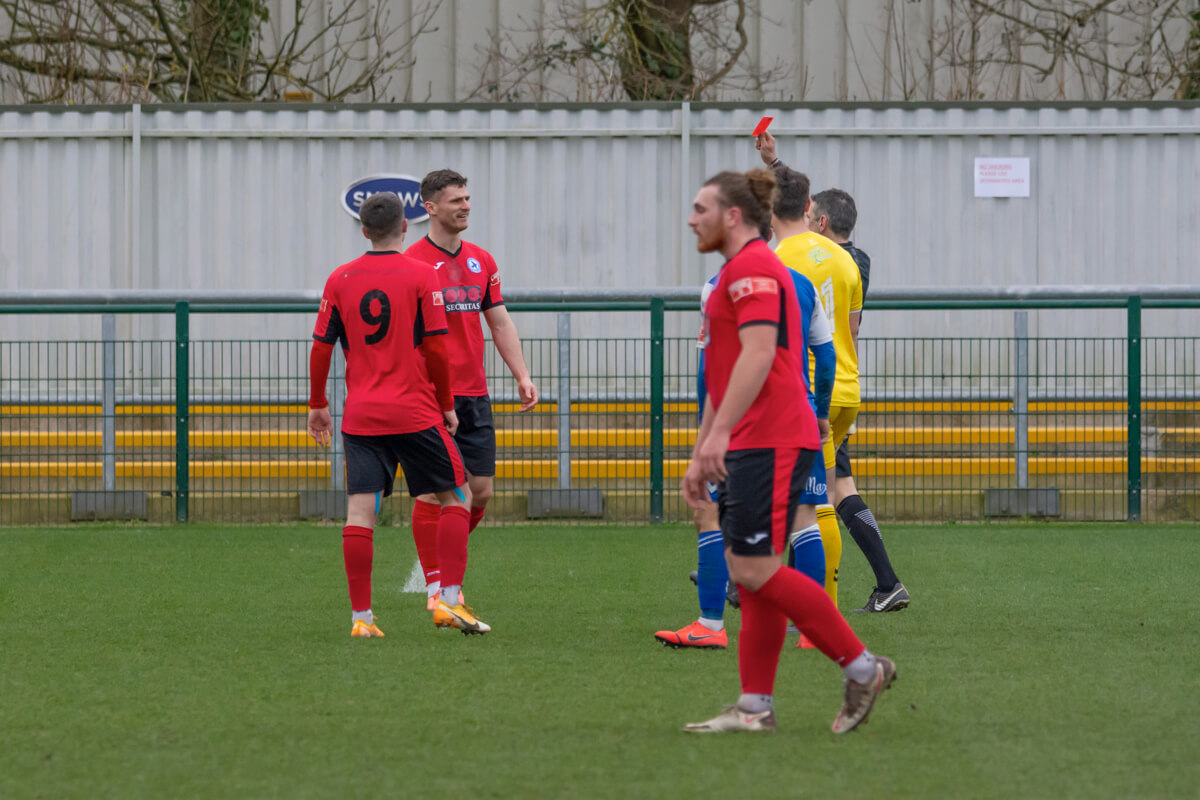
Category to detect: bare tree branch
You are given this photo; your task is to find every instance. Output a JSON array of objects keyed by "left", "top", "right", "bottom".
[
  {"left": 465, "top": 0, "right": 778, "bottom": 103},
  {"left": 910, "top": 0, "right": 1200, "bottom": 101},
  {"left": 0, "top": 0, "right": 442, "bottom": 103},
  {"left": 690, "top": 0, "right": 747, "bottom": 97}
]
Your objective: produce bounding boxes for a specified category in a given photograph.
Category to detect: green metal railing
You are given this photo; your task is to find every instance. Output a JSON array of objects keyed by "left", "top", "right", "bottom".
[
  {"left": 1, "top": 288, "right": 1197, "bottom": 525},
  {"left": 1127, "top": 296, "right": 1142, "bottom": 523},
  {"left": 175, "top": 302, "right": 189, "bottom": 523}
]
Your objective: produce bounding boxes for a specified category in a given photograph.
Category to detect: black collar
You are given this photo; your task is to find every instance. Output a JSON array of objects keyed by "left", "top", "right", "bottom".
[
  {"left": 723, "top": 236, "right": 763, "bottom": 265},
  {"left": 424, "top": 235, "right": 462, "bottom": 259}
]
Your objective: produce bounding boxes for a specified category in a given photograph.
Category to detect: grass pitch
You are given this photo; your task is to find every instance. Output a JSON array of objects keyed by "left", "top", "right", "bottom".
[{"left": 1, "top": 522, "right": 1198, "bottom": 799}]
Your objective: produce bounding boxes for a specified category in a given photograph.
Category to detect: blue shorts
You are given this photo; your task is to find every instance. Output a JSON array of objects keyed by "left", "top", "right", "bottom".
[
  {"left": 706, "top": 481, "right": 720, "bottom": 504},
  {"left": 799, "top": 453, "right": 828, "bottom": 505}
]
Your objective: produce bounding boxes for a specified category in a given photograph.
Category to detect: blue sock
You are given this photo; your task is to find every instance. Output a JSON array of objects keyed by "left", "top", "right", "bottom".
[
  {"left": 790, "top": 524, "right": 825, "bottom": 586},
  {"left": 696, "top": 529, "right": 728, "bottom": 620}
]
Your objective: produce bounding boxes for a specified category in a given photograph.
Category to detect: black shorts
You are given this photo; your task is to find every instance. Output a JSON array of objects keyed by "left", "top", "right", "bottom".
[
  {"left": 343, "top": 427, "right": 467, "bottom": 498},
  {"left": 453, "top": 395, "right": 496, "bottom": 477},
  {"left": 835, "top": 437, "right": 853, "bottom": 479},
  {"left": 718, "top": 447, "right": 818, "bottom": 557}
]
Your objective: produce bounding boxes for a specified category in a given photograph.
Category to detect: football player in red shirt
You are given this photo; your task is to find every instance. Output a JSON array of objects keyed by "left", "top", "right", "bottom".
[
  {"left": 307, "top": 192, "right": 490, "bottom": 637},
  {"left": 681, "top": 170, "right": 897, "bottom": 734},
  {"left": 404, "top": 169, "right": 538, "bottom": 609}
]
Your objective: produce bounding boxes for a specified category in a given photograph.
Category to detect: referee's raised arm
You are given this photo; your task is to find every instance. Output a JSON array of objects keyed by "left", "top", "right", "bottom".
[{"left": 755, "top": 131, "right": 784, "bottom": 170}]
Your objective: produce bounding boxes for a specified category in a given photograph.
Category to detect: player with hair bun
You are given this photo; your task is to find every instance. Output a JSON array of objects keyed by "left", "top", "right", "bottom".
[
  {"left": 681, "top": 169, "right": 896, "bottom": 734},
  {"left": 655, "top": 187, "right": 837, "bottom": 651}
]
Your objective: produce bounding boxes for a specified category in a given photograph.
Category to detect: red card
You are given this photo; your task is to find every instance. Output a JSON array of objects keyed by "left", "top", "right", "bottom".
[{"left": 752, "top": 116, "right": 774, "bottom": 136}]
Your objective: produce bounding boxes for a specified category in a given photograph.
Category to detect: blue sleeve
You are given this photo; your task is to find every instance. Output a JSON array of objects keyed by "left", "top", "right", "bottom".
[
  {"left": 697, "top": 350, "right": 707, "bottom": 422},
  {"left": 811, "top": 341, "right": 835, "bottom": 418}
]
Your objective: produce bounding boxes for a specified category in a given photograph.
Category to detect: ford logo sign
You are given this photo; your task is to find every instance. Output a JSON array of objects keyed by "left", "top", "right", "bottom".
[{"left": 340, "top": 174, "right": 428, "bottom": 222}]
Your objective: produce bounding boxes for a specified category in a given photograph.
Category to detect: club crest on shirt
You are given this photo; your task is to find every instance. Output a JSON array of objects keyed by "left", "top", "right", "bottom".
[
  {"left": 728, "top": 277, "right": 778, "bottom": 303},
  {"left": 467, "top": 257, "right": 482, "bottom": 273}
]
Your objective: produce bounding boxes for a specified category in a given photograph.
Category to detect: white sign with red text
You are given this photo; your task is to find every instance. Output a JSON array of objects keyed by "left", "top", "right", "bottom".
[{"left": 974, "top": 157, "right": 1031, "bottom": 198}]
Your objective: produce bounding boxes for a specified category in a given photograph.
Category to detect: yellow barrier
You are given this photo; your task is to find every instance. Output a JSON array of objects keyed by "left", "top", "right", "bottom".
[
  {"left": 3, "top": 456, "right": 1196, "bottom": 479},
  {"left": 4, "top": 400, "right": 1199, "bottom": 417},
  {"left": 1, "top": 431, "right": 316, "bottom": 447},
  {"left": 1, "top": 425, "right": 1187, "bottom": 449}
]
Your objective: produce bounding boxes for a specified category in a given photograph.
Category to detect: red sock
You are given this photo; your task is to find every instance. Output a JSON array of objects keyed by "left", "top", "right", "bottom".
[
  {"left": 469, "top": 506, "right": 486, "bottom": 533},
  {"left": 736, "top": 582, "right": 789, "bottom": 696},
  {"left": 436, "top": 506, "right": 472, "bottom": 588},
  {"left": 755, "top": 567, "right": 866, "bottom": 666},
  {"left": 342, "top": 525, "right": 373, "bottom": 612},
  {"left": 411, "top": 499, "right": 442, "bottom": 586}
]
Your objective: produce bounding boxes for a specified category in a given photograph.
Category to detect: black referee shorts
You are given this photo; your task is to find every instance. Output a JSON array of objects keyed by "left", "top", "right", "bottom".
[
  {"left": 835, "top": 437, "right": 854, "bottom": 479},
  {"left": 343, "top": 426, "right": 467, "bottom": 498},
  {"left": 453, "top": 395, "right": 496, "bottom": 477},
  {"left": 718, "top": 447, "right": 817, "bottom": 557}
]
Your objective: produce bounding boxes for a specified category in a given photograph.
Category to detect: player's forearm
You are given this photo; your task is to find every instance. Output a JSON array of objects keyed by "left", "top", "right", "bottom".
[
  {"left": 709, "top": 342, "right": 774, "bottom": 437},
  {"left": 490, "top": 319, "right": 531, "bottom": 383},
  {"left": 308, "top": 341, "right": 334, "bottom": 409},
  {"left": 419, "top": 334, "right": 455, "bottom": 411}
]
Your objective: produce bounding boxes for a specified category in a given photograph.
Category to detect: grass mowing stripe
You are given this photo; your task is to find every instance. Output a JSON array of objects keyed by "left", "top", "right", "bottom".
[{"left": 1, "top": 524, "right": 1198, "bottom": 799}]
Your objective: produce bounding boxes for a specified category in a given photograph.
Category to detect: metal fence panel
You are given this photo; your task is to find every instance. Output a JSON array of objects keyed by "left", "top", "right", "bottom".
[
  {"left": 0, "top": 109, "right": 128, "bottom": 344},
  {"left": 1, "top": 293, "right": 1197, "bottom": 526},
  {"left": 3, "top": 103, "right": 1200, "bottom": 349}
]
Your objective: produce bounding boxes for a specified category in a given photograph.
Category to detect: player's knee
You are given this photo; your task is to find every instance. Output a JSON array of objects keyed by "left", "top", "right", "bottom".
[
  {"left": 832, "top": 476, "right": 856, "bottom": 505},
  {"left": 469, "top": 477, "right": 493, "bottom": 506},
  {"left": 693, "top": 501, "right": 719, "bottom": 531},
  {"left": 726, "top": 554, "right": 774, "bottom": 592},
  {"left": 725, "top": 560, "right": 752, "bottom": 589},
  {"left": 345, "top": 492, "right": 378, "bottom": 528},
  {"left": 792, "top": 503, "right": 817, "bottom": 531}
]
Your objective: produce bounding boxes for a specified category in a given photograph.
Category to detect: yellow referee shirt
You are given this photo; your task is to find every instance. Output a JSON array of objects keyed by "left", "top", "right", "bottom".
[{"left": 775, "top": 231, "right": 862, "bottom": 406}]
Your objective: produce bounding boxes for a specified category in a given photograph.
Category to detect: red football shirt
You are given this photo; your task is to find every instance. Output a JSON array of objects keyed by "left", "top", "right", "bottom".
[
  {"left": 404, "top": 236, "right": 504, "bottom": 396},
  {"left": 312, "top": 251, "right": 449, "bottom": 435},
  {"left": 702, "top": 239, "right": 820, "bottom": 451}
]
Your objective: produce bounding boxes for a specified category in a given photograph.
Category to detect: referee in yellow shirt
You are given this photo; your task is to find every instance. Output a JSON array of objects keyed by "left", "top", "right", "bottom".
[
  {"left": 808, "top": 187, "right": 909, "bottom": 613},
  {"left": 759, "top": 132, "right": 909, "bottom": 613}
]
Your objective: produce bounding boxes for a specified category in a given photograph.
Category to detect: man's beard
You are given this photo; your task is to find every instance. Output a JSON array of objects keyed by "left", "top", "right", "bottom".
[{"left": 695, "top": 227, "right": 726, "bottom": 254}]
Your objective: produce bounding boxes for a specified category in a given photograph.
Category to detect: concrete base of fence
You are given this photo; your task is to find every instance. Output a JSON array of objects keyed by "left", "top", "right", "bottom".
[
  {"left": 866, "top": 490, "right": 986, "bottom": 522},
  {"left": 2, "top": 488, "right": 1196, "bottom": 524},
  {"left": 71, "top": 491, "right": 148, "bottom": 521},
  {"left": 298, "top": 490, "right": 348, "bottom": 520},
  {"left": 0, "top": 494, "right": 71, "bottom": 524},
  {"left": 984, "top": 489, "right": 1060, "bottom": 518},
  {"left": 857, "top": 489, "right": 1182, "bottom": 523},
  {"left": 526, "top": 489, "right": 605, "bottom": 519}
]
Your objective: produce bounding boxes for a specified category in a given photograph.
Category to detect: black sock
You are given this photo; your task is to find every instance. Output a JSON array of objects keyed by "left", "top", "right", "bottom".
[{"left": 837, "top": 495, "right": 900, "bottom": 591}]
